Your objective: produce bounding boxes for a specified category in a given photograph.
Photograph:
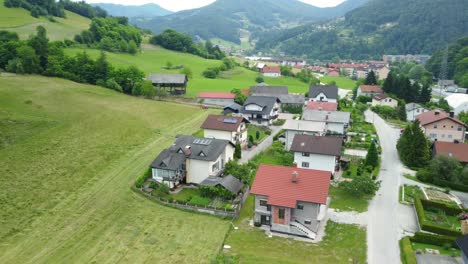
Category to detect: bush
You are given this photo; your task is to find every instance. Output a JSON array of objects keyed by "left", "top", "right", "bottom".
[
  {"left": 135, "top": 167, "right": 152, "bottom": 188},
  {"left": 273, "top": 129, "right": 284, "bottom": 141},
  {"left": 422, "top": 222, "right": 462, "bottom": 237},
  {"left": 420, "top": 199, "right": 464, "bottom": 216},
  {"left": 189, "top": 195, "right": 211, "bottom": 206},
  {"left": 254, "top": 222, "right": 261, "bottom": 227},
  {"left": 272, "top": 119, "right": 286, "bottom": 126},
  {"left": 399, "top": 237, "right": 417, "bottom": 264},
  {"left": 157, "top": 183, "right": 170, "bottom": 194},
  {"left": 339, "top": 176, "right": 381, "bottom": 198},
  {"left": 410, "top": 232, "right": 457, "bottom": 247},
  {"left": 265, "top": 130, "right": 271, "bottom": 135}
]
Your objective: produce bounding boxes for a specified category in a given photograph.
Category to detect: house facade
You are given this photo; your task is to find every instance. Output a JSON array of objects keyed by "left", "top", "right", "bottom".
[
  {"left": 197, "top": 92, "right": 235, "bottom": 106},
  {"left": 302, "top": 109, "right": 351, "bottom": 135},
  {"left": 371, "top": 94, "right": 398, "bottom": 108},
  {"left": 201, "top": 115, "right": 249, "bottom": 147},
  {"left": 261, "top": 66, "right": 281, "bottom": 77},
  {"left": 251, "top": 164, "right": 331, "bottom": 239},
  {"left": 308, "top": 85, "right": 338, "bottom": 103},
  {"left": 290, "top": 134, "right": 342, "bottom": 175},
  {"left": 356, "top": 85, "right": 383, "bottom": 97},
  {"left": 283, "top": 119, "right": 327, "bottom": 150},
  {"left": 150, "top": 135, "right": 235, "bottom": 188},
  {"left": 446, "top": 94, "right": 468, "bottom": 116},
  {"left": 416, "top": 110, "right": 466, "bottom": 142},
  {"left": 405, "top": 103, "right": 428, "bottom": 122},
  {"left": 240, "top": 96, "right": 280, "bottom": 126}
]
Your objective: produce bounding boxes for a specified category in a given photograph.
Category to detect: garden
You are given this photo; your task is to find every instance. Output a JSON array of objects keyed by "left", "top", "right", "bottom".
[
  {"left": 414, "top": 198, "right": 464, "bottom": 237},
  {"left": 246, "top": 124, "right": 271, "bottom": 146},
  {"left": 399, "top": 184, "right": 425, "bottom": 204}
]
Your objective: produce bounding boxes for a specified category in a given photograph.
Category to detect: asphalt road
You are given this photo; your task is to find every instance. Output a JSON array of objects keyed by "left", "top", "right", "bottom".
[{"left": 365, "top": 110, "right": 403, "bottom": 264}]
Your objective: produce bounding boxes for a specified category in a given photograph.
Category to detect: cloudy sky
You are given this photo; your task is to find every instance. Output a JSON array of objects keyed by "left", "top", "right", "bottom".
[{"left": 85, "top": 0, "right": 347, "bottom": 11}]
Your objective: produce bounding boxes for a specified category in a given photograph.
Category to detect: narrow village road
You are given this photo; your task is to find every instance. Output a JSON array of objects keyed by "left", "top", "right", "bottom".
[{"left": 364, "top": 110, "right": 404, "bottom": 264}]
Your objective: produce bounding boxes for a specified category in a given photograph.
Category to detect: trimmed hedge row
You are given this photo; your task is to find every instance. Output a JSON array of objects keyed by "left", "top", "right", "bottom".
[
  {"left": 420, "top": 199, "right": 463, "bottom": 216},
  {"left": 399, "top": 237, "right": 417, "bottom": 264},
  {"left": 422, "top": 222, "right": 462, "bottom": 237},
  {"left": 435, "top": 180, "right": 468, "bottom": 192},
  {"left": 414, "top": 198, "right": 463, "bottom": 237},
  {"left": 414, "top": 198, "right": 425, "bottom": 227},
  {"left": 410, "top": 232, "right": 457, "bottom": 248}
]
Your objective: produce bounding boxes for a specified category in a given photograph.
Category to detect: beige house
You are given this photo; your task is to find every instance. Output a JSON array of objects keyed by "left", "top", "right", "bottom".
[
  {"left": 357, "top": 85, "right": 383, "bottom": 97},
  {"left": 416, "top": 110, "right": 466, "bottom": 142},
  {"left": 371, "top": 94, "right": 398, "bottom": 108},
  {"left": 376, "top": 66, "right": 390, "bottom": 80},
  {"left": 201, "top": 115, "right": 249, "bottom": 147}
]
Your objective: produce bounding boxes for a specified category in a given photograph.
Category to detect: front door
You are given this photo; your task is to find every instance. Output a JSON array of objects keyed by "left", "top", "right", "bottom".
[{"left": 260, "top": 215, "right": 270, "bottom": 225}]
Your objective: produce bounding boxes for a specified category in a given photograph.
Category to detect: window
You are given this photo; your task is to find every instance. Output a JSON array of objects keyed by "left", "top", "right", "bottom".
[
  {"left": 451, "top": 126, "right": 454, "bottom": 128},
  {"left": 433, "top": 125, "right": 438, "bottom": 128},
  {"left": 297, "top": 204, "right": 304, "bottom": 210},
  {"left": 458, "top": 126, "right": 463, "bottom": 131},
  {"left": 278, "top": 208, "right": 285, "bottom": 219},
  {"left": 302, "top": 162, "right": 310, "bottom": 168},
  {"left": 260, "top": 200, "right": 267, "bottom": 206},
  {"left": 430, "top": 133, "right": 437, "bottom": 139},
  {"left": 199, "top": 151, "right": 206, "bottom": 157},
  {"left": 448, "top": 135, "right": 453, "bottom": 139},
  {"left": 441, "top": 134, "right": 445, "bottom": 138},
  {"left": 212, "top": 161, "right": 219, "bottom": 172},
  {"left": 302, "top": 152, "right": 310, "bottom": 157},
  {"left": 177, "top": 148, "right": 183, "bottom": 154},
  {"left": 304, "top": 220, "right": 312, "bottom": 225}
]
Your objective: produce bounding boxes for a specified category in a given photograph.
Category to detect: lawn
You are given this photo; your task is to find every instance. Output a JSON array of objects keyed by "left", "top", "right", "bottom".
[
  {"left": 0, "top": 0, "right": 91, "bottom": 40},
  {"left": 192, "top": 129, "right": 204, "bottom": 138},
  {"left": 329, "top": 186, "right": 370, "bottom": 213},
  {"left": 320, "top": 76, "right": 356, "bottom": 90},
  {"left": 424, "top": 209, "right": 460, "bottom": 231},
  {"left": 247, "top": 124, "right": 271, "bottom": 144},
  {"left": 400, "top": 185, "right": 425, "bottom": 204},
  {"left": 0, "top": 75, "right": 229, "bottom": 263},
  {"left": 65, "top": 45, "right": 309, "bottom": 98},
  {"left": 222, "top": 196, "right": 367, "bottom": 263}
]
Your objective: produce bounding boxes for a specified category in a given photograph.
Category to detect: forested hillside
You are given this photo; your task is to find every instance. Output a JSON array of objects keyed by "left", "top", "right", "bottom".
[
  {"left": 92, "top": 3, "right": 172, "bottom": 18},
  {"left": 256, "top": 0, "right": 468, "bottom": 60}
]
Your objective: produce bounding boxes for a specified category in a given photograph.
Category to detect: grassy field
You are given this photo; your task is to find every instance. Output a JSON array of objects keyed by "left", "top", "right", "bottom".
[
  {"left": 65, "top": 45, "right": 309, "bottom": 98},
  {"left": 222, "top": 196, "right": 367, "bottom": 263},
  {"left": 320, "top": 76, "right": 356, "bottom": 90},
  {"left": 0, "top": 0, "right": 90, "bottom": 40},
  {"left": 0, "top": 75, "right": 229, "bottom": 263},
  {"left": 329, "top": 187, "right": 370, "bottom": 213}
]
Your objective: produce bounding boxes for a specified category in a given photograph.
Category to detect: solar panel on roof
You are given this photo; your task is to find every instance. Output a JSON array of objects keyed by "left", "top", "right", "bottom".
[{"left": 223, "top": 118, "right": 238, "bottom": 124}]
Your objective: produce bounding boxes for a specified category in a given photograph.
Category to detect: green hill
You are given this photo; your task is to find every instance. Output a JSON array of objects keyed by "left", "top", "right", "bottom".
[
  {"left": 92, "top": 3, "right": 172, "bottom": 18},
  {"left": 0, "top": 0, "right": 90, "bottom": 40},
  {"left": 0, "top": 74, "right": 229, "bottom": 262},
  {"left": 65, "top": 44, "right": 310, "bottom": 98}
]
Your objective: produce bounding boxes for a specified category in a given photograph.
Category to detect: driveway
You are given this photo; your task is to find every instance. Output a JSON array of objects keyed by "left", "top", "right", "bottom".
[{"left": 416, "top": 254, "right": 462, "bottom": 264}]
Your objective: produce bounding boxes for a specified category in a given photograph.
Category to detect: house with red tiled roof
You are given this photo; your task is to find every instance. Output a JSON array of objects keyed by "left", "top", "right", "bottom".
[
  {"left": 200, "top": 115, "right": 249, "bottom": 147},
  {"left": 416, "top": 110, "right": 466, "bottom": 142},
  {"left": 250, "top": 164, "right": 331, "bottom": 239},
  {"left": 356, "top": 85, "right": 383, "bottom": 97},
  {"left": 371, "top": 94, "right": 397, "bottom": 108},
  {"left": 261, "top": 66, "right": 281, "bottom": 78},
  {"left": 197, "top": 92, "right": 235, "bottom": 106},
  {"left": 433, "top": 141, "right": 468, "bottom": 164},
  {"left": 306, "top": 101, "right": 338, "bottom": 111}
]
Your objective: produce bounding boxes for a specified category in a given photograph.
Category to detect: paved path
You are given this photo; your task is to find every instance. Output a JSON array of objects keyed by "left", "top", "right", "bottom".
[{"left": 239, "top": 125, "right": 282, "bottom": 164}]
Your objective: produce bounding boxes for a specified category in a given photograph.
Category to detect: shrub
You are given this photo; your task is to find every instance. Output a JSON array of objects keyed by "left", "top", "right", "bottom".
[
  {"left": 265, "top": 130, "right": 271, "bottom": 135},
  {"left": 157, "top": 183, "right": 170, "bottom": 195},
  {"left": 135, "top": 167, "right": 152, "bottom": 188},
  {"left": 421, "top": 223, "right": 462, "bottom": 237},
  {"left": 414, "top": 198, "right": 425, "bottom": 226},
  {"left": 339, "top": 176, "right": 381, "bottom": 198},
  {"left": 189, "top": 195, "right": 211, "bottom": 206},
  {"left": 272, "top": 119, "right": 286, "bottom": 126},
  {"left": 254, "top": 222, "right": 261, "bottom": 227},
  {"left": 410, "top": 232, "right": 457, "bottom": 247},
  {"left": 273, "top": 129, "right": 285, "bottom": 141},
  {"left": 399, "top": 237, "right": 417, "bottom": 264}
]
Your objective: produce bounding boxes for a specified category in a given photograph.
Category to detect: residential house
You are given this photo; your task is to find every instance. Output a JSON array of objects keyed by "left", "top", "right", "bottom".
[
  {"left": 308, "top": 85, "right": 339, "bottom": 103},
  {"left": 290, "top": 134, "right": 343, "bottom": 176},
  {"left": 446, "top": 94, "right": 468, "bottom": 116},
  {"left": 199, "top": 175, "right": 244, "bottom": 196},
  {"left": 405, "top": 103, "right": 428, "bottom": 122},
  {"left": 327, "top": 69, "right": 340, "bottom": 77},
  {"left": 306, "top": 101, "right": 338, "bottom": 111},
  {"left": 201, "top": 115, "right": 249, "bottom": 147},
  {"left": 433, "top": 141, "right": 468, "bottom": 165},
  {"left": 416, "top": 110, "right": 466, "bottom": 142},
  {"left": 240, "top": 96, "right": 280, "bottom": 126},
  {"left": 356, "top": 68, "right": 369, "bottom": 79},
  {"left": 197, "top": 92, "right": 235, "bottom": 106},
  {"left": 283, "top": 119, "right": 327, "bottom": 150},
  {"left": 223, "top": 103, "right": 242, "bottom": 116},
  {"left": 251, "top": 164, "right": 331, "bottom": 239},
  {"left": 150, "top": 135, "right": 235, "bottom": 188},
  {"left": 261, "top": 66, "right": 281, "bottom": 77},
  {"left": 356, "top": 85, "right": 383, "bottom": 98},
  {"left": 302, "top": 109, "right": 351, "bottom": 135},
  {"left": 371, "top": 94, "right": 398, "bottom": 108},
  {"left": 376, "top": 66, "right": 390, "bottom": 80},
  {"left": 147, "top": 73, "right": 188, "bottom": 95},
  {"left": 250, "top": 85, "right": 305, "bottom": 109}
]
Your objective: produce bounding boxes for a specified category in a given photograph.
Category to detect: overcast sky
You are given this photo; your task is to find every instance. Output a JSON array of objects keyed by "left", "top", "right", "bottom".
[{"left": 85, "top": 0, "right": 347, "bottom": 12}]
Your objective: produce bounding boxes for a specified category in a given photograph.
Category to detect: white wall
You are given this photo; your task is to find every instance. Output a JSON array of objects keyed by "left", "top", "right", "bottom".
[
  {"left": 201, "top": 98, "right": 234, "bottom": 107},
  {"left": 294, "top": 152, "right": 337, "bottom": 174},
  {"left": 263, "top": 72, "right": 281, "bottom": 77},
  {"left": 454, "top": 102, "right": 468, "bottom": 116},
  {"left": 204, "top": 129, "right": 232, "bottom": 142},
  {"left": 245, "top": 104, "right": 263, "bottom": 111},
  {"left": 372, "top": 98, "right": 397, "bottom": 108},
  {"left": 327, "top": 122, "right": 345, "bottom": 135},
  {"left": 406, "top": 108, "right": 428, "bottom": 122},
  {"left": 186, "top": 159, "right": 210, "bottom": 184},
  {"left": 309, "top": 92, "right": 337, "bottom": 103}
]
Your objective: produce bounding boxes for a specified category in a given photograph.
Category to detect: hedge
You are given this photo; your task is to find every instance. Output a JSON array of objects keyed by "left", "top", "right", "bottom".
[
  {"left": 410, "top": 232, "right": 457, "bottom": 248},
  {"left": 415, "top": 198, "right": 463, "bottom": 237},
  {"left": 414, "top": 198, "right": 425, "bottom": 227},
  {"left": 421, "top": 222, "right": 462, "bottom": 237},
  {"left": 399, "top": 237, "right": 417, "bottom": 264},
  {"left": 135, "top": 167, "right": 152, "bottom": 188},
  {"left": 435, "top": 180, "right": 468, "bottom": 192},
  {"left": 420, "top": 199, "right": 464, "bottom": 216}
]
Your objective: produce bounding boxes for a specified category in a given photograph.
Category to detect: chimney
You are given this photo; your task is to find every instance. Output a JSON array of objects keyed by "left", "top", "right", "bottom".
[
  {"left": 184, "top": 145, "right": 191, "bottom": 156},
  {"left": 293, "top": 162, "right": 297, "bottom": 168},
  {"left": 449, "top": 112, "right": 455, "bottom": 118},
  {"left": 434, "top": 111, "right": 440, "bottom": 116},
  {"left": 292, "top": 171, "right": 298, "bottom": 183}
]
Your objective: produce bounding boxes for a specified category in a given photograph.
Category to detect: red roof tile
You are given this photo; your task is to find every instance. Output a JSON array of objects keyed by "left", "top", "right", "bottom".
[
  {"left": 359, "top": 85, "right": 383, "bottom": 93},
  {"left": 262, "top": 66, "right": 281, "bottom": 74},
  {"left": 306, "top": 101, "right": 338, "bottom": 111},
  {"left": 373, "top": 94, "right": 390, "bottom": 101},
  {"left": 416, "top": 110, "right": 465, "bottom": 126},
  {"left": 197, "top": 92, "right": 235, "bottom": 99},
  {"left": 250, "top": 164, "right": 331, "bottom": 208},
  {"left": 434, "top": 141, "right": 468, "bottom": 163},
  {"left": 201, "top": 115, "right": 246, "bottom": 132}
]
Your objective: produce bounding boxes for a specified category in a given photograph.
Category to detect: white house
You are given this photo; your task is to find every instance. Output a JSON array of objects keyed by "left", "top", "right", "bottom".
[
  {"left": 371, "top": 94, "right": 398, "bottom": 108},
  {"left": 240, "top": 96, "right": 280, "bottom": 126},
  {"left": 150, "top": 135, "right": 235, "bottom": 188},
  {"left": 446, "top": 93, "right": 468, "bottom": 116},
  {"left": 405, "top": 103, "right": 429, "bottom": 122},
  {"left": 302, "top": 109, "right": 351, "bottom": 135},
  {"left": 197, "top": 92, "right": 235, "bottom": 107},
  {"left": 261, "top": 66, "right": 281, "bottom": 78},
  {"left": 290, "top": 134, "right": 343, "bottom": 176},
  {"left": 201, "top": 115, "right": 249, "bottom": 147},
  {"left": 308, "top": 85, "right": 338, "bottom": 103},
  {"left": 283, "top": 119, "right": 327, "bottom": 151}
]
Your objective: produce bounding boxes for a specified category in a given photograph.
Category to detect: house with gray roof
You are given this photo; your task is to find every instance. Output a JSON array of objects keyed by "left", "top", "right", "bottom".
[
  {"left": 251, "top": 85, "right": 305, "bottom": 109},
  {"left": 199, "top": 175, "right": 244, "bottom": 195},
  {"left": 240, "top": 96, "right": 281, "bottom": 126},
  {"left": 302, "top": 109, "right": 350, "bottom": 135},
  {"left": 150, "top": 135, "right": 235, "bottom": 188},
  {"left": 405, "top": 102, "right": 428, "bottom": 122},
  {"left": 283, "top": 119, "right": 327, "bottom": 150},
  {"left": 147, "top": 73, "right": 188, "bottom": 95},
  {"left": 223, "top": 103, "right": 243, "bottom": 116},
  {"left": 308, "top": 85, "right": 338, "bottom": 103}
]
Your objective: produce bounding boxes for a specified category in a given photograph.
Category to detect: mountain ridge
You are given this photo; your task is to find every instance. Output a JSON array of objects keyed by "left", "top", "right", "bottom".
[{"left": 92, "top": 3, "right": 172, "bottom": 18}]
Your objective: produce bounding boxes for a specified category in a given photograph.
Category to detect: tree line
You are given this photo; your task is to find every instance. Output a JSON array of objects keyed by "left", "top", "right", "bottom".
[
  {"left": 4, "top": 0, "right": 106, "bottom": 19},
  {"left": 383, "top": 71, "right": 431, "bottom": 105}
]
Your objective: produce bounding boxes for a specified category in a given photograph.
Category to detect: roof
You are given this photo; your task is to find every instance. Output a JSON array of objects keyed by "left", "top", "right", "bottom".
[
  {"left": 250, "top": 85, "right": 288, "bottom": 95},
  {"left": 223, "top": 103, "right": 242, "bottom": 113},
  {"left": 308, "top": 85, "right": 338, "bottom": 99},
  {"left": 456, "top": 235, "right": 468, "bottom": 257},
  {"left": 434, "top": 141, "right": 468, "bottom": 163},
  {"left": 405, "top": 102, "right": 425, "bottom": 112},
  {"left": 262, "top": 66, "right": 281, "bottom": 73},
  {"left": 446, "top": 94, "right": 468, "bottom": 109},
  {"left": 290, "top": 134, "right": 343, "bottom": 156},
  {"left": 283, "top": 119, "right": 327, "bottom": 133},
  {"left": 359, "top": 85, "right": 383, "bottom": 93},
  {"left": 241, "top": 96, "right": 279, "bottom": 115},
  {"left": 278, "top": 94, "right": 305, "bottom": 104},
  {"left": 201, "top": 115, "right": 247, "bottom": 132},
  {"left": 150, "top": 135, "right": 233, "bottom": 170},
  {"left": 306, "top": 101, "right": 338, "bottom": 111},
  {"left": 302, "top": 109, "right": 351, "bottom": 124},
  {"left": 199, "top": 175, "right": 244, "bottom": 194},
  {"left": 250, "top": 164, "right": 331, "bottom": 208},
  {"left": 198, "top": 92, "right": 235, "bottom": 99},
  {"left": 373, "top": 94, "right": 390, "bottom": 101},
  {"left": 147, "top": 74, "right": 187, "bottom": 84},
  {"left": 416, "top": 110, "right": 465, "bottom": 126}
]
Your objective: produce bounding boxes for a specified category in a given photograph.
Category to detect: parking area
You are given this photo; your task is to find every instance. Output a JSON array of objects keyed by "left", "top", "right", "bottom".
[{"left": 416, "top": 254, "right": 462, "bottom": 264}]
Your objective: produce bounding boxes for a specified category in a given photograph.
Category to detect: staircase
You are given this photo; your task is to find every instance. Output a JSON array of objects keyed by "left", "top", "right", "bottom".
[{"left": 290, "top": 221, "right": 316, "bottom": 239}]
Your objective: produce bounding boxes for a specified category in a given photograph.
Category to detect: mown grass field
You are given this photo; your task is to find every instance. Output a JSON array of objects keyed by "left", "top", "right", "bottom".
[
  {"left": 320, "top": 76, "right": 356, "bottom": 90},
  {"left": 0, "top": 0, "right": 90, "bottom": 40},
  {"left": 0, "top": 75, "right": 229, "bottom": 263},
  {"left": 65, "top": 45, "right": 309, "bottom": 98}
]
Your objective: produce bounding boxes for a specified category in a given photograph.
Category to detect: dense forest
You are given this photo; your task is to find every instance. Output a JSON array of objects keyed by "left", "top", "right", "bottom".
[
  {"left": 4, "top": 0, "right": 106, "bottom": 19},
  {"left": 256, "top": 0, "right": 468, "bottom": 60},
  {"left": 425, "top": 37, "right": 468, "bottom": 87}
]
